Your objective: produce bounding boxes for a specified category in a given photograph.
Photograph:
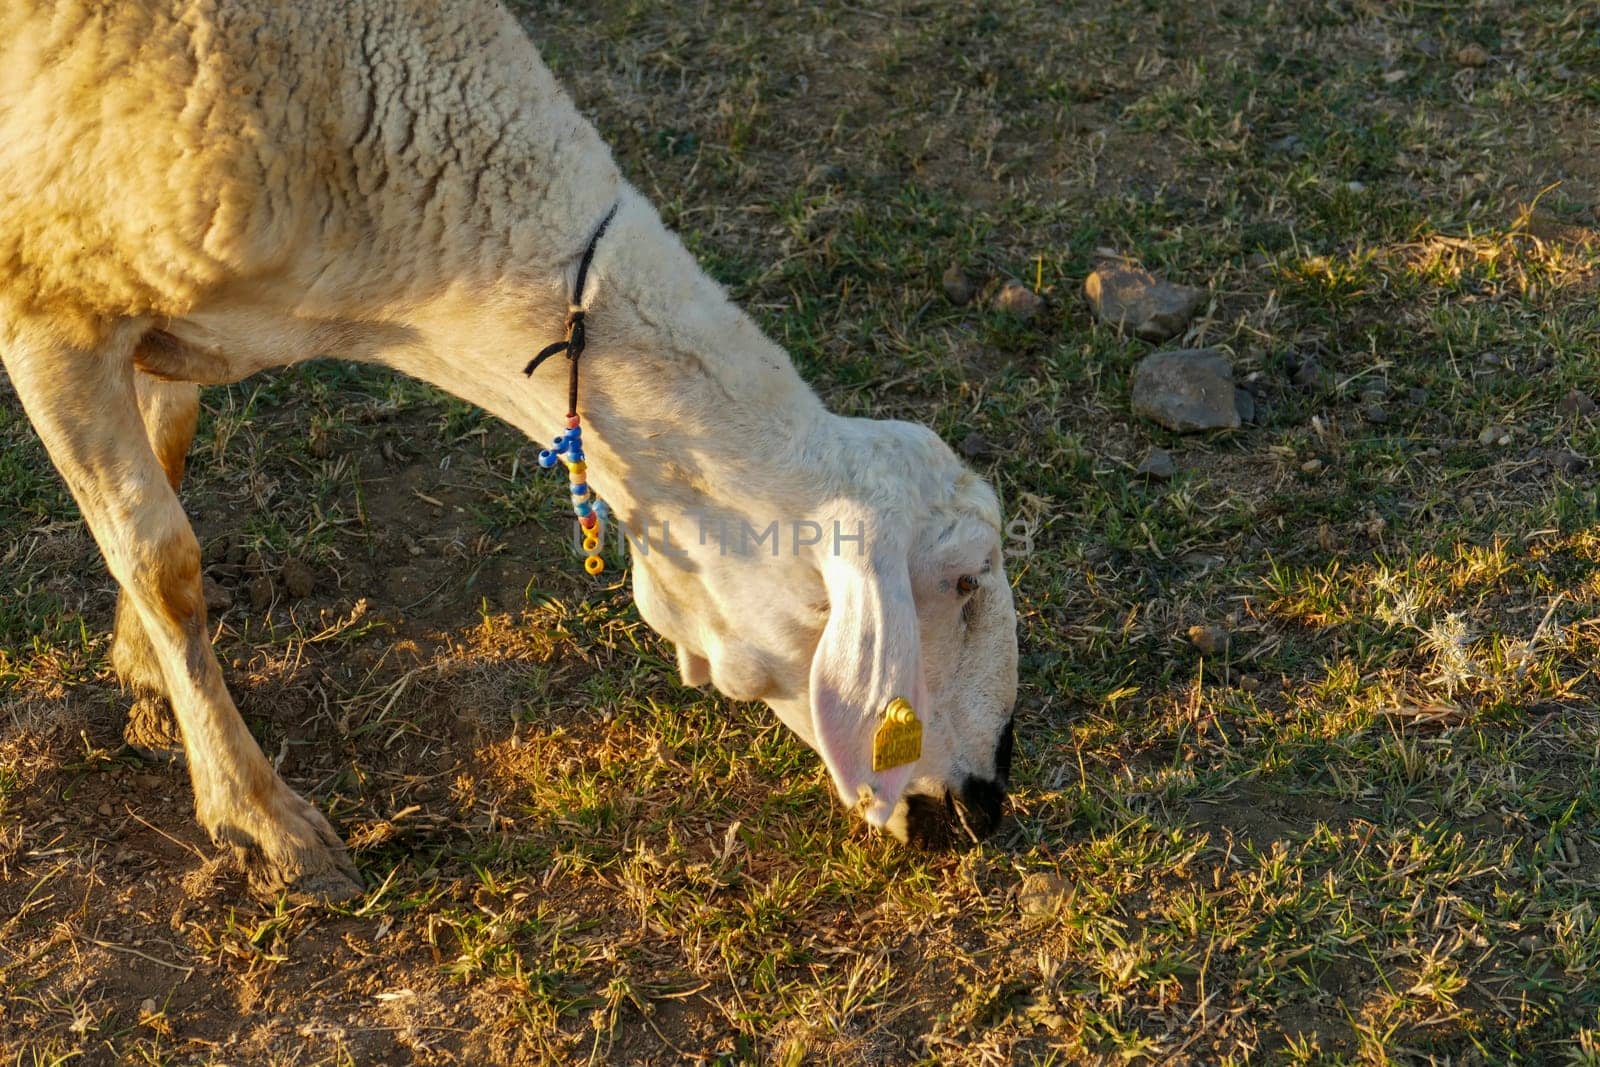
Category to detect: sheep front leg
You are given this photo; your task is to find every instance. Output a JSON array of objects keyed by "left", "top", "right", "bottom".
[{"left": 2, "top": 325, "right": 362, "bottom": 902}]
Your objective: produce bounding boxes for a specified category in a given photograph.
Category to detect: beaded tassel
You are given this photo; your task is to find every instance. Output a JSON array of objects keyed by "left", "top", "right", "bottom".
[{"left": 538, "top": 414, "right": 607, "bottom": 574}]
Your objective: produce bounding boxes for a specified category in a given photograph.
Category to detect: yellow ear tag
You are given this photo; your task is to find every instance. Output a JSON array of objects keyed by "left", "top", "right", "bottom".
[{"left": 872, "top": 697, "right": 923, "bottom": 772}]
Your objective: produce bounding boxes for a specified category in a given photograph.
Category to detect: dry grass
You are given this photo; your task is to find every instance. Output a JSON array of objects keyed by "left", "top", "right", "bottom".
[{"left": 5, "top": 0, "right": 1600, "bottom": 1063}]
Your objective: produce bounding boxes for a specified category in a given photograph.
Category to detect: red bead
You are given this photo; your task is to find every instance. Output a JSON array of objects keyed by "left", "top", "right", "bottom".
[
  {"left": 566, "top": 415, "right": 581, "bottom": 429},
  {"left": 579, "top": 513, "right": 598, "bottom": 529}
]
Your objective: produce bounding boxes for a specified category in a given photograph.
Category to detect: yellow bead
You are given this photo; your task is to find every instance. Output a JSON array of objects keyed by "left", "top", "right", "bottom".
[
  {"left": 567, "top": 461, "right": 587, "bottom": 478},
  {"left": 583, "top": 535, "right": 600, "bottom": 553},
  {"left": 584, "top": 555, "right": 604, "bottom": 575}
]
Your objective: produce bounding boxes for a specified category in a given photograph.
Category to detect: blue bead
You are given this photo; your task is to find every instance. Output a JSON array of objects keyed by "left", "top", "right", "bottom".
[
  {"left": 595, "top": 500, "right": 610, "bottom": 520},
  {"left": 569, "top": 450, "right": 584, "bottom": 463},
  {"left": 570, "top": 482, "right": 588, "bottom": 496},
  {"left": 538, "top": 450, "right": 556, "bottom": 468},
  {"left": 575, "top": 501, "right": 593, "bottom": 517}
]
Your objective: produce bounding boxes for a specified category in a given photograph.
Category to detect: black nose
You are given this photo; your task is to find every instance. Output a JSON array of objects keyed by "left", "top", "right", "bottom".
[{"left": 903, "top": 775, "right": 1007, "bottom": 850}]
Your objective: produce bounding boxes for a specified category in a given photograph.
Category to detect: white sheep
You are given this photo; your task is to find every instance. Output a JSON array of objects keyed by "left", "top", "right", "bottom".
[{"left": 0, "top": 0, "right": 1019, "bottom": 900}]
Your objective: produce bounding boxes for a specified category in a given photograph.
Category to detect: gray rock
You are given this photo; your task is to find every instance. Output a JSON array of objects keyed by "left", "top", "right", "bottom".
[
  {"left": 1083, "top": 263, "right": 1203, "bottom": 342},
  {"left": 1130, "top": 348, "right": 1242, "bottom": 432},
  {"left": 1234, "top": 388, "right": 1257, "bottom": 424},
  {"left": 1136, "top": 448, "right": 1176, "bottom": 480},
  {"left": 1363, "top": 403, "right": 1390, "bottom": 425},
  {"left": 941, "top": 263, "right": 974, "bottom": 306}
]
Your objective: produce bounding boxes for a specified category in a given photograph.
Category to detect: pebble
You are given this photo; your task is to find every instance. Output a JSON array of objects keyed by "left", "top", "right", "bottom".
[
  {"left": 1478, "top": 426, "right": 1512, "bottom": 447},
  {"left": 941, "top": 263, "right": 975, "bottom": 306},
  {"left": 1301, "top": 458, "right": 1323, "bottom": 474},
  {"left": 1130, "top": 348, "right": 1242, "bottom": 432},
  {"left": 1187, "top": 624, "right": 1229, "bottom": 656},
  {"left": 1017, "top": 872, "right": 1070, "bottom": 918},
  {"left": 1456, "top": 43, "right": 1490, "bottom": 68},
  {"left": 1083, "top": 263, "right": 1203, "bottom": 342},
  {"left": 1558, "top": 389, "right": 1597, "bottom": 419},
  {"left": 1363, "top": 403, "right": 1390, "bottom": 425},
  {"left": 282, "top": 559, "right": 316, "bottom": 599},
  {"left": 1136, "top": 448, "right": 1176, "bottom": 480},
  {"left": 994, "top": 279, "right": 1043, "bottom": 320}
]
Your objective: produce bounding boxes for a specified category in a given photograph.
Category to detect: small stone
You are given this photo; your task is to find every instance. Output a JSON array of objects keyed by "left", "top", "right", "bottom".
[
  {"left": 1130, "top": 348, "right": 1241, "bottom": 432},
  {"left": 1239, "top": 674, "right": 1262, "bottom": 693},
  {"left": 1301, "top": 458, "right": 1322, "bottom": 474},
  {"left": 941, "top": 263, "right": 975, "bottom": 306},
  {"left": 959, "top": 432, "right": 994, "bottom": 461},
  {"left": 97, "top": 801, "right": 113, "bottom": 817},
  {"left": 1456, "top": 43, "right": 1490, "bottom": 68},
  {"left": 281, "top": 559, "right": 315, "bottom": 600},
  {"left": 201, "top": 576, "right": 232, "bottom": 613},
  {"left": 1560, "top": 451, "right": 1589, "bottom": 475},
  {"left": 1186, "top": 624, "right": 1229, "bottom": 656},
  {"left": 1558, "top": 389, "right": 1597, "bottom": 419},
  {"left": 1018, "top": 872, "right": 1070, "bottom": 918},
  {"left": 1083, "top": 263, "right": 1203, "bottom": 342},
  {"left": 247, "top": 576, "right": 275, "bottom": 612},
  {"left": 1478, "top": 425, "right": 1512, "bottom": 447},
  {"left": 243, "top": 551, "right": 267, "bottom": 576},
  {"left": 1136, "top": 448, "right": 1176, "bottom": 480},
  {"left": 1363, "top": 403, "right": 1390, "bottom": 425},
  {"left": 995, "top": 279, "right": 1043, "bottom": 320},
  {"left": 1407, "top": 387, "right": 1430, "bottom": 406}
]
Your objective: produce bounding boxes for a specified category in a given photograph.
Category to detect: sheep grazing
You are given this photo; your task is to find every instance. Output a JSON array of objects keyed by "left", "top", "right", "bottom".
[{"left": 0, "top": 0, "right": 1020, "bottom": 900}]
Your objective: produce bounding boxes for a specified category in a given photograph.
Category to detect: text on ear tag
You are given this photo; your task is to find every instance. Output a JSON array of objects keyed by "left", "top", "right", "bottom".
[{"left": 873, "top": 697, "right": 923, "bottom": 772}]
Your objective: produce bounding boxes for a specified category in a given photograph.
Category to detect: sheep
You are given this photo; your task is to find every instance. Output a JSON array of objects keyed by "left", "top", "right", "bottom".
[{"left": 0, "top": 0, "right": 1019, "bottom": 900}]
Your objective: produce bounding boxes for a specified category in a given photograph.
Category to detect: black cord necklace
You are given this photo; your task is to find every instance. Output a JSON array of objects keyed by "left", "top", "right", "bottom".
[{"left": 526, "top": 203, "right": 619, "bottom": 575}]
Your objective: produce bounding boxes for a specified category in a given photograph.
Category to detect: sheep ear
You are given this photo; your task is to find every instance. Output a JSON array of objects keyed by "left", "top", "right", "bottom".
[{"left": 809, "top": 546, "right": 928, "bottom": 827}]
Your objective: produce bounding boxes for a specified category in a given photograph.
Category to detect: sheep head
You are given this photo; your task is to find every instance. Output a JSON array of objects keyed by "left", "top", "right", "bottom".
[{"left": 623, "top": 415, "right": 1019, "bottom": 848}]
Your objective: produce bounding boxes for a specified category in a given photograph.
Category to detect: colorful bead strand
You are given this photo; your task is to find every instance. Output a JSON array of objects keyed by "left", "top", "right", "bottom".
[{"left": 538, "top": 414, "right": 607, "bottom": 575}]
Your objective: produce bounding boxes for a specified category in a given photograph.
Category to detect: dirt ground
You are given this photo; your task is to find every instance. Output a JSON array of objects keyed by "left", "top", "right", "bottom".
[{"left": 5, "top": 0, "right": 1600, "bottom": 1063}]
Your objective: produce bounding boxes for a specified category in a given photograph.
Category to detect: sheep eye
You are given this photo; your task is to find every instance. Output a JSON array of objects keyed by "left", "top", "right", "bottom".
[{"left": 956, "top": 574, "right": 979, "bottom": 596}]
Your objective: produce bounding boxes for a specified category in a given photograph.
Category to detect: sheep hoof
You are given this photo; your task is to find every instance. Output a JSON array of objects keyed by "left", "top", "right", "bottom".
[
  {"left": 209, "top": 785, "right": 365, "bottom": 905},
  {"left": 123, "top": 696, "right": 185, "bottom": 766}
]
